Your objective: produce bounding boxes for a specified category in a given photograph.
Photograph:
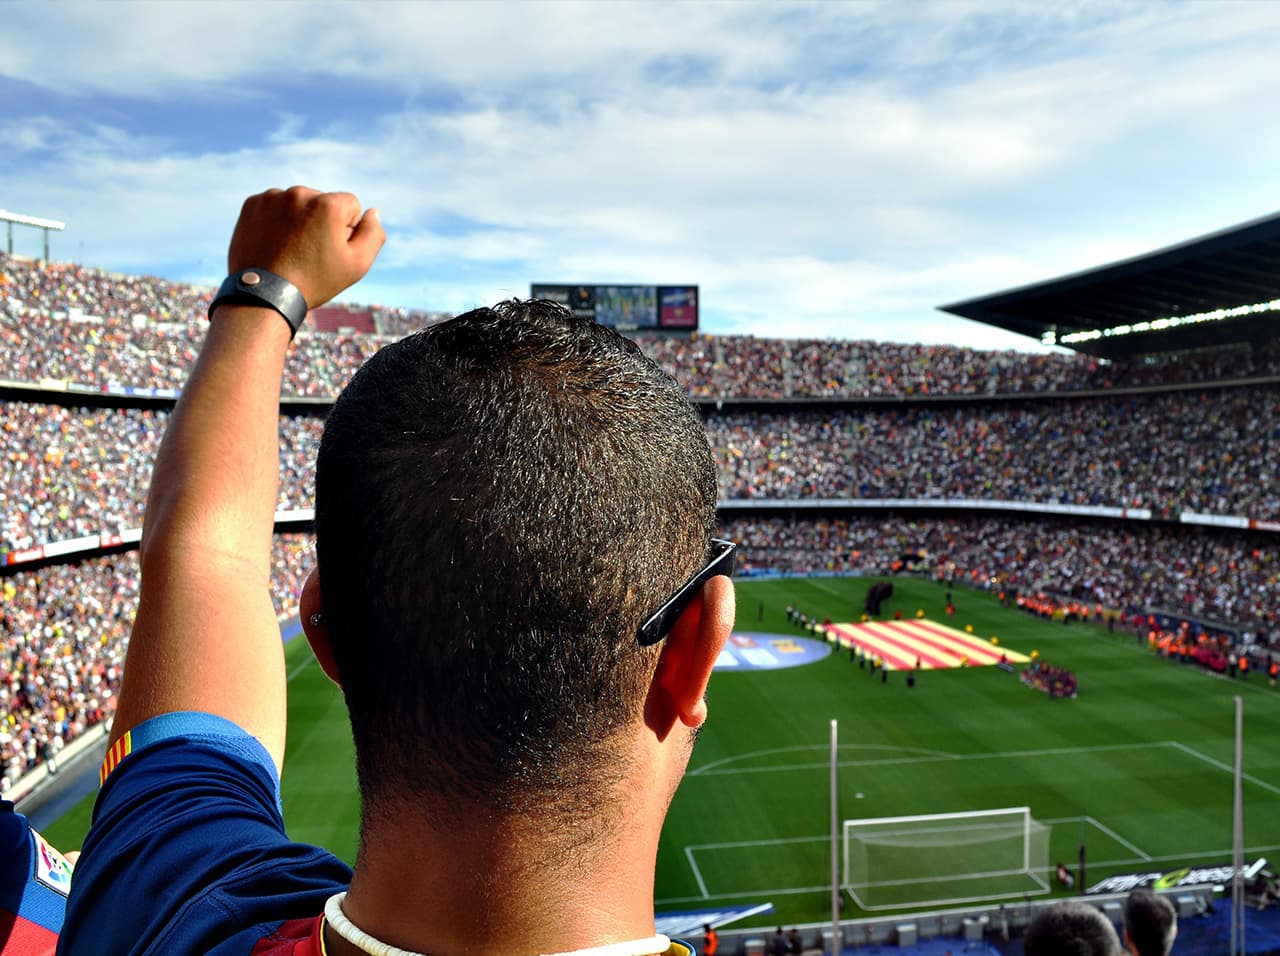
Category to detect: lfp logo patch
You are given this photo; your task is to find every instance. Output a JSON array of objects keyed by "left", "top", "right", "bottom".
[
  {"left": 33, "top": 832, "right": 73, "bottom": 896},
  {"left": 715, "top": 633, "right": 831, "bottom": 671}
]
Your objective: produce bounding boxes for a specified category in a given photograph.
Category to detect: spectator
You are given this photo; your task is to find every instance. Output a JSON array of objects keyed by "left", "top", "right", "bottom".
[
  {"left": 1, "top": 536, "right": 312, "bottom": 791},
  {"left": 61, "top": 188, "right": 731, "bottom": 955},
  {"left": 1122, "top": 889, "right": 1177, "bottom": 956},
  {"left": 1023, "top": 901, "right": 1123, "bottom": 956}
]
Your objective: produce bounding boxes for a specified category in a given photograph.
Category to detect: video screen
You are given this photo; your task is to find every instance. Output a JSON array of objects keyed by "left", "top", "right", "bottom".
[
  {"left": 659, "top": 286, "right": 699, "bottom": 328},
  {"left": 595, "top": 286, "right": 658, "bottom": 329},
  {"left": 530, "top": 284, "right": 596, "bottom": 321},
  {"left": 532, "top": 283, "right": 696, "bottom": 330}
]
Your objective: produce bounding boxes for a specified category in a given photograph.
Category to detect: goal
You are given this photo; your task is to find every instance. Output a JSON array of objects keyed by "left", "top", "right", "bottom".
[{"left": 842, "top": 807, "right": 1051, "bottom": 910}]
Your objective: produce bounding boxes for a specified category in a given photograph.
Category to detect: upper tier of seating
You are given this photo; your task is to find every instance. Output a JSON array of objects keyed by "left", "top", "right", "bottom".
[{"left": 6, "top": 252, "right": 1279, "bottom": 400}]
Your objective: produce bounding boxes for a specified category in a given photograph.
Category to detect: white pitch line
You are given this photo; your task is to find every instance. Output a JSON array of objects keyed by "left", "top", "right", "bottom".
[
  {"left": 1170, "top": 741, "right": 1280, "bottom": 799},
  {"left": 684, "top": 846, "right": 710, "bottom": 899},
  {"left": 1089, "top": 844, "right": 1280, "bottom": 867},
  {"left": 804, "top": 579, "right": 848, "bottom": 598},
  {"left": 686, "top": 741, "right": 1173, "bottom": 779},
  {"left": 287, "top": 656, "right": 314, "bottom": 682},
  {"left": 690, "top": 743, "right": 952, "bottom": 776},
  {"left": 1042, "top": 815, "right": 1150, "bottom": 862},
  {"left": 689, "top": 834, "right": 829, "bottom": 851},
  {"left": 1084, "top": 815, "right": 1152, "bottom": 861},
  {"left": 656, "top": 884, "right": 835, "bottom": 906}
]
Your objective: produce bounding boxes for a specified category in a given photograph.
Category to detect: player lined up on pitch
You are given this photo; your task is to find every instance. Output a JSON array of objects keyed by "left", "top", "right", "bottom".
[{"left": 56, "top": 187, "right": 736, "bottom": 956}]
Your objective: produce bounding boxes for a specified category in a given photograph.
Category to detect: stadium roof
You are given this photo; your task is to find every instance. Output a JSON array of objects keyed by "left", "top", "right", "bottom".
[{"left": 939, "top": 211, "right": 1280, "bottom": 360}]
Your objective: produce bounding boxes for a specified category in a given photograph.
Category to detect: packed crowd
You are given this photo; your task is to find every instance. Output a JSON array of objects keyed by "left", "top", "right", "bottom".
[
  {"left": 8, "top": 381, "right": 1280, "bottom": 554},
  {"left": 0, "top": 534, "right": 313, "bottom": 791},
  {"left": 706, "top": 386, "right": 1280, "bottom": 515},
  {"left": 0, "top": 298, "right": 388, "bottom": 398},
  {"left": 7, "top": 252, "right": 1280, "bottom": 400},
  {"left": 719, "top": 515, "right": 1280, "bottom": 631},
  {"left": 0, "top": 403, "right": 324, "bottom": 552}
]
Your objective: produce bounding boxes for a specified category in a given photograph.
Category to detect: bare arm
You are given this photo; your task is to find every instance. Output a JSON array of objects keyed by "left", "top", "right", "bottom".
[{"left": 108, "top": 187, "right": 385, "bottom": 772}]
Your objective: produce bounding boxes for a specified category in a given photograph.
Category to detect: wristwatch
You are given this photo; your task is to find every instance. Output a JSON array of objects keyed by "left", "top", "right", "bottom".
[{"left": 208, "top": 268, "right": 309, "bottom": 338}]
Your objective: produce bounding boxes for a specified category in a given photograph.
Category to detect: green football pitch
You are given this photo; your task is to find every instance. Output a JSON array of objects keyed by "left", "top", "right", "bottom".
[{"left": 43, "top": 576, "right": 1280, "bottom": 929}]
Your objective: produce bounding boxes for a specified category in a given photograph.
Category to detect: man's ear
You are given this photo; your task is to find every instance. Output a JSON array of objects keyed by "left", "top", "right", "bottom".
[
  {"left": 646, "top": 575, "right": 735, "bottom": 737},
  {"left": 300, "top": 568, "right": 342, "bottom": 688}
]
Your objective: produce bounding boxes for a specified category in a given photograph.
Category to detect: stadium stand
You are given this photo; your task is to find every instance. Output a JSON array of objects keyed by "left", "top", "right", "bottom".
[
  {"left": 5, "top": 241, "right": 1280, "bottom": 788},
  {"left": 706, "top": 389, "right": 1280, "bottom": 514},
  {"left": 718, "top": 515, "right": 1279, "bottom": 633},
  {"left": 0, "top": 535, "right": 313, "bottom": 791},
  {"left": 8, "top": 385, "right": 1280, "bottom": 553},
  {"left": 9, "top": 250, "right": 1280, "bottom": 400},
  {"left": 0, "top": 404, "right": 323, "bottom": 552}
]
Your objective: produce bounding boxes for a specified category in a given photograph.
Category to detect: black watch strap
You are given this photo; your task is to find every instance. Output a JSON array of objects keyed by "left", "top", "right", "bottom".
[{"left": 208, "top": 269, "right": 309, "bottom": 337}]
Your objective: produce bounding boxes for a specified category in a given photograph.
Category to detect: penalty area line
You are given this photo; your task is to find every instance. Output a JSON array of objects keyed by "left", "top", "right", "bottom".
[
  {"left": 684, "top": 846, "right": 710, "bottom": 899},
  {"left": 1169, "top": 741, "right": 1280, "bottom": 799},
  {"left": 1042, "top": 816, "right": 1151, "bottom": 863},
  {"left": 656, "top": 884, "right": 834, "bottom": 906},
  {"left": 1085, "top": 815, "right": 1152, "bottom": 862}
]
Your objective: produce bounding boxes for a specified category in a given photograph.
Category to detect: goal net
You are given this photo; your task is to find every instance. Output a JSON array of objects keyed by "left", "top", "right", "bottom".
[{"left": 842, "top": 807, "right": 1051, "bottom": 910}]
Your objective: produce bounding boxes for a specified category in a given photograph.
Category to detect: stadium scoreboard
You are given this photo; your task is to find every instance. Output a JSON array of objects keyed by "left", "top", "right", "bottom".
[{"left": 530, "top": 284, "right": 698, "bottom": 331}]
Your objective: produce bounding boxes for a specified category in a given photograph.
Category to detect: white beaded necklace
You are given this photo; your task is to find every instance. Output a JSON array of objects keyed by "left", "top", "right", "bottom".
[{"left": 322, "top": 892, "right": 673, "bottom": 956}]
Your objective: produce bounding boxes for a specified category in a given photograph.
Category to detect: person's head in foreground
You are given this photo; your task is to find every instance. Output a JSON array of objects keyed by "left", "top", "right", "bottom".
[
  {"left": 1023, "top": 901, "right": 1123, "bottom": 956},
  {"left": 1122, "top": 889, "right": 1177, "bottom": 956},
  {"left": 302, "top": 298, "right": 736, "bottom": 948},
  {"left": 60, "top": 190, "right": 734, "bottom": 956}
]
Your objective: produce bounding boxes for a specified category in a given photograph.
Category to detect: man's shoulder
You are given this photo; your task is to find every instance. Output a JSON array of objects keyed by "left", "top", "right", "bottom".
[{"left": 63, "top": 712, "right": 352, "bottom": 956}]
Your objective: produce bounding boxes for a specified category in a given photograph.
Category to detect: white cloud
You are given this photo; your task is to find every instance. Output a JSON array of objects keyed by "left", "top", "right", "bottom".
[{"left": 4, "top": 1, "right": 1280, "bottom": 347}]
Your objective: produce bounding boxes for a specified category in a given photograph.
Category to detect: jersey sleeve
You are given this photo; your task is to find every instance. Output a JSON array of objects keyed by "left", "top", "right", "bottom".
[{"left": 58, "top": 712, "right": 352, "bottom": 956}]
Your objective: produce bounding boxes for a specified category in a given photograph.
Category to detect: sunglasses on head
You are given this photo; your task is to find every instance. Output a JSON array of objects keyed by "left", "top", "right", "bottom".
[{"left": 636, "top": 537, "right": 737, "bottom": 646}]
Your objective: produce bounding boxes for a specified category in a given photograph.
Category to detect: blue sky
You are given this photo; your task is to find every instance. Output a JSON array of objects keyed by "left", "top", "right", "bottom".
[{"left": 3, "top": 1, "right": 1280, "bottom": 349}]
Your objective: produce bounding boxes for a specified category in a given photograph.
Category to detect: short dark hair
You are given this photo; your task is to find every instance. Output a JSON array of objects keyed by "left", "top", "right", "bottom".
[
  {"left": 1123, "top": 889, "right": 1176, "bottom": 956},
  {"left": 315, "top": 300, "right": 717, "bottom": 824},
  {"left": 1023, "top": 902, "right": 1122, "bottom": 956}
]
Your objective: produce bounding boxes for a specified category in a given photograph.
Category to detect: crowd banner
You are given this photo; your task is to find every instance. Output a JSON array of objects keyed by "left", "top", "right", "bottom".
[
  {"left": 1, "top": 500, "right": 1275, "bottom": 570},
  {"left": 721, "top": 497, "right": 1153, "bottom": 520},
  {"left": 42, "top": 534, "right": 100, "bottom": 558},
  {"left": 1181, "top": 512, "right": 1251, "bottom": 529},
  {"left": 2, "top": 546, "right": 45, "bottom": 567}
]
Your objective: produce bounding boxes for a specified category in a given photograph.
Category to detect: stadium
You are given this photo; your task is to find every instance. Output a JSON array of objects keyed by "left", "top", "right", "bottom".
[{"left": 6, "top": 205, "right": 1280, "bottom": 955}]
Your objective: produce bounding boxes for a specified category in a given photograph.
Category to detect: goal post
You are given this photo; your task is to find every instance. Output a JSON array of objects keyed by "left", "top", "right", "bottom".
[{"left": 842, "top": 807, "right": 1051, "bottom": 911}]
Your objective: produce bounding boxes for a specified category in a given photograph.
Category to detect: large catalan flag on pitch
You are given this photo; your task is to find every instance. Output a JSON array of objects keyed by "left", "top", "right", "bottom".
[{"left": 825, "top": 619, "right": 1029, "bottom": 671}]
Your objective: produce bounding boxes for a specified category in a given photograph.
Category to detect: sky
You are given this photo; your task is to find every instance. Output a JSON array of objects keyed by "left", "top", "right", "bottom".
[{"left": 3, "top": 1, "right": 1280, "bottom": 350}]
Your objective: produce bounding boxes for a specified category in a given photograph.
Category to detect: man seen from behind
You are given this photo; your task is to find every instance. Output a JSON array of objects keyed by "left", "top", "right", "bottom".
[{"left": 59, "top": 187, "right": 735, "bottom": 956}]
